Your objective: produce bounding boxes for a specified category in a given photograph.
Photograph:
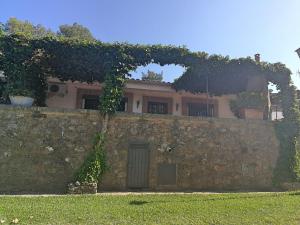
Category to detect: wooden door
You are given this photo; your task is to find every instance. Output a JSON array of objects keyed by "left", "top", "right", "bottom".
[{"left": 127, "top": 143, "right": 150, "bottom": 188}]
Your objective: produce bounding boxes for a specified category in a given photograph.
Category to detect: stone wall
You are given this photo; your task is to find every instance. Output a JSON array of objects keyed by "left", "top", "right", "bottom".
[
  {"left": 0, "top": 105, "right": 280, "bottom": 193},
  {"left": 0, "top": 106, "right": 101, "bottom": 194}
]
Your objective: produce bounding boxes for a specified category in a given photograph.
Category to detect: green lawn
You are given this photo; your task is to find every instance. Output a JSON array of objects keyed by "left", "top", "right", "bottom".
[{"left": 0, "top": 192, "right": 300, "bottom": 225}]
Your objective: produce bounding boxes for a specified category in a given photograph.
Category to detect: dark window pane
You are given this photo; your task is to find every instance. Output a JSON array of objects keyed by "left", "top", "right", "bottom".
[
  {"left": 188, "top": 103, "right": 214, "bottom": 117},
  {"left": 83, "top": 95, "right": 99, "bottom": 110},
  {"left": 148, "top": 102, "right": 168, "bottom": 114}
]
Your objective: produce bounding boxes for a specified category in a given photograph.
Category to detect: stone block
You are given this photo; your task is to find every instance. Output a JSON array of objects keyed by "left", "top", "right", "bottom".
[
  {"left": 280, "top": 182, "right": 300, "bottom": 191},
  {"left": 67, "top": 182, "right": 97, "bottom": 194}
]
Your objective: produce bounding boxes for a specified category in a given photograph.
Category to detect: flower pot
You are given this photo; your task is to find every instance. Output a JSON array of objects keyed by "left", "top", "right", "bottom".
[{"left": 9, "top": 96, "right": 34, "bottom": 107}]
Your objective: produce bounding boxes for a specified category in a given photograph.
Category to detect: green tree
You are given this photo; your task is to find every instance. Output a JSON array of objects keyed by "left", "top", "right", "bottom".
[
  {"left": 2, "top": 18, "right": 96, "bottom": 41},
  {"left": 141, "top": 70, "right": 163, "bottom": 82},
  {"left": 4, "top": 17, "right": 54, "bottom": 38},
  {"left": 0, "top": 22, "right": 4, "bottom": 35},
  {"left": 58, "top": 23, "right": 95, "bottom": 41},
  {"left": 0, "top": 71, "right": 6, "bottom": 103}
]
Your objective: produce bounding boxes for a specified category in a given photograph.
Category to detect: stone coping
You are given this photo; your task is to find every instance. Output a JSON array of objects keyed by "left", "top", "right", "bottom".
[
  {"left": 0, "top": 104, "right": 272, "bottom": 125},
  {"left": 0, "top": 191, "right": 285, "bottom": 197}
]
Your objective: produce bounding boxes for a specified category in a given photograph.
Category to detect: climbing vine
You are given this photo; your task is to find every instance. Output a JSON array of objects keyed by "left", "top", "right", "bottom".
[
  {"left": 74, "top": 74, "right": 126, "bottom": 184},
  {"left": 75, "top": 133, "right": 108, "bottom": 183},
  {"left": 273, "top": 85, "right": 300, "bottom": 183},
  {"left": 0, "top": 34, "right": 299, "bottom": 186}
]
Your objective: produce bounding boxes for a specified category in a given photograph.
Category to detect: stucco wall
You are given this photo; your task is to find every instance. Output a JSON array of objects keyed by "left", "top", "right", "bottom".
[
  {"left": 46, "top": 80, "right": 237, "bottom": 118},
  {"left": 0, "top": 105, "right": 279, "bottom": 193},
  {"left": 46, "top": 80, "right": 102, "bottom": 109}
]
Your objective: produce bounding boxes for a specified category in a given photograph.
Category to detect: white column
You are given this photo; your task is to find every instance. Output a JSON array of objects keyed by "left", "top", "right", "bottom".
[
  {"left": 172, "top": 94, "right": 182, "bottom": 116},
  {"left": 132, "top": 93, "right": 143, "bottom": 113}
]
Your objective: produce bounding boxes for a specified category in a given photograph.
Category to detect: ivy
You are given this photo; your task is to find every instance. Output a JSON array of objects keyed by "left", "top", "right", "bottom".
[
  {"left": 1, "top": 34, "right": 293, "bottom": 97},
  {"left": 273, "top": 85, "right": 300, "bottom": 184},
  {"left": 74, "top": 133, "right": 108, "bottom": 183},
  {"left": 99, "top": 73, "right": 126, "bottom": 115},
  {"left": 273, "top": 122, "right": 297, "bottom": 182},
  {"left": 73, "top": 74, "right": 127, "bottom": 186},
  {"left": 0, "top": 34, "right": 299, "bottom": 186},
  {"left": 173, "top": 56, "right": 291, "bottom": 95},
  {"left": 0, "top": 35, "right": 49, "bottom": 106},
  {"left": 0, "top": 76, "right": 6, "bottom": 103}
]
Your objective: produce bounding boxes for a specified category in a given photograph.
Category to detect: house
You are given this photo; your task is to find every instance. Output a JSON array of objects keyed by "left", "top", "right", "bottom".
[
  {"left": 46, "top": 74, "right": 268, "bottom": 120},
  {"left": 0, "top": 55, "right": 281, "bottom": 193}
]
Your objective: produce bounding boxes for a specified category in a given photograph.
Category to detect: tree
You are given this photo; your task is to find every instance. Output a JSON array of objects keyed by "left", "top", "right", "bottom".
[
  {"left": 4, "top": 17, "right": 54, "bottom": 38},
  {"left": 0, "top": 71, "right": 6, "bottom": 103},
  {"left": 58, "top": 23, "right": 95, "bottom": 41},
  {"left": 141, "top": 70, "right": 163, "bottom": 82},
  {"left": 0, "top": 22, "right": 4, "bottom": 35},
  {"left": 2, "top": 18, "right": 96, "bottom": 40}
]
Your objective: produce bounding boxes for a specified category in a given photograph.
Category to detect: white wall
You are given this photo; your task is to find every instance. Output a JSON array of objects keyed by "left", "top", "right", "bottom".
[
  {"left": 132, "top": 92, "right": 143, "bottom": 113},
  {"left": 271, "top": 111, "right": 283, "bottom": 120},
  {"left": 216, "top": 95, "right": 236, "bottom": 119}
]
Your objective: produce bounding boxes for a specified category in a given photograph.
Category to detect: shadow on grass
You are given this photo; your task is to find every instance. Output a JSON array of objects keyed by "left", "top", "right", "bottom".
[
  {"left": 129, "top": 200, "right": 149, "bottom": 205},
  {"left": 128, "top": 192, "right": 300, "bottom": 206},
  {"left": 288, "top": 191, "right": 300, "bottom": 195}
]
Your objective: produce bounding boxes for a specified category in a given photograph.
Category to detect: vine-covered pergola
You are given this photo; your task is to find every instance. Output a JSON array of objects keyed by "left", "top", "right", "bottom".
[{"left": 0, "top": 34, "right": 299, "bottom": 185}]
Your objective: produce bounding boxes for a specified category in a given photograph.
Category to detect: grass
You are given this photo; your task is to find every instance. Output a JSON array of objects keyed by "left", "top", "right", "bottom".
[{"left": 0, "top": 192, "right": 300, "bottom": 225}]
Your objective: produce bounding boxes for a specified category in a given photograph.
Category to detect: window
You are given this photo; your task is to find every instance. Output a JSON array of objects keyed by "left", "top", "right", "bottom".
[
  {"left": 117, "top": 97, "right": 128, "bottom": 112},
  {"left": 83, "top": 95, "right": 99, "bottom": 110},
  {"left": 188, "top": 103, "right": 214, "bottom": 117},
  {"left": 83, "top": 96, "right": 129, "bottom": 111},
  {"left": 148, "top": 102, "right": 168, "bottom": 114}
]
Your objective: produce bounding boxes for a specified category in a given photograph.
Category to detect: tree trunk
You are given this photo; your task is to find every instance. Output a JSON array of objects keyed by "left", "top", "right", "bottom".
[{"left": 101, "top": 113, "right": 109, "bottom": 134}]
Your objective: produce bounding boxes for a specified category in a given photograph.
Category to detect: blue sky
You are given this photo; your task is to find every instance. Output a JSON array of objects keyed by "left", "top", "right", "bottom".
[{"left": 1, "top": 0, "right": 300, "bottom": 87}]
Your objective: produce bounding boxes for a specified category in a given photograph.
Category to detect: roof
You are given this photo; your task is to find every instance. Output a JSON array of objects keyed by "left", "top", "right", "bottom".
[{"left": 127, "top": 78, "right": 172, "bottom": 87}]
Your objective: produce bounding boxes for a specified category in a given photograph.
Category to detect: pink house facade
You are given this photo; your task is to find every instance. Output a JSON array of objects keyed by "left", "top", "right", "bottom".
[{"left": 46, "top": 76, "right": 268, "bottom": 120}]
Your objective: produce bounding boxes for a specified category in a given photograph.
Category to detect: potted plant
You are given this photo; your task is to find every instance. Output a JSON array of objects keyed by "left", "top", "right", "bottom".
[
  {"left": 6, "top": 82, "right": 34, "bottom": 107},
  {"left": 1, "top": 35, "right": 49, "bottom": 107}
]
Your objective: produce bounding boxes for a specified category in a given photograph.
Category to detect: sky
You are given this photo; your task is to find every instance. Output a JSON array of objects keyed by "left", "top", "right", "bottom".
[{"left": 1, "top": 0, "right": 300, "bottom": 87}]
